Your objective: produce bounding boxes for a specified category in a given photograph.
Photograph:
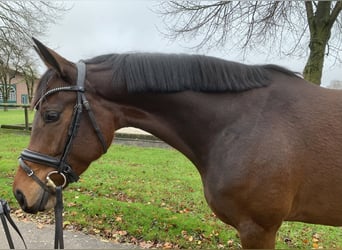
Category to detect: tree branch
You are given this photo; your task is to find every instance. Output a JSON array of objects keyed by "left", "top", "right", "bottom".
[
  {"left": 328, "top": 1, "right": 342, "bottom": 29},
  {"left": 305, "top": 1, "right": 314, "bottom": 34}
]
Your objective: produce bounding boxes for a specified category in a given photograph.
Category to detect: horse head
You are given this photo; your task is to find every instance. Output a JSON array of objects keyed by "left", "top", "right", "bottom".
[{"left": 13, "top": 39, "right": 116, "bottom": 213}]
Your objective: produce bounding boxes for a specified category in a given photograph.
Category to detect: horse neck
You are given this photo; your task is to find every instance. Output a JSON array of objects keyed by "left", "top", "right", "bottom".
[
  {"left": 114, "top": 91, "right": 226, "bottom": 171},
  {"left": 88, "top": 64, "right": 267, "bottom": 174}
]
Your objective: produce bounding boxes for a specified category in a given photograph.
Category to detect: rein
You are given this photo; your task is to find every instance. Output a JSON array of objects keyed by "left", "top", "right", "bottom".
[
  {"left": 17, "top": 61, "right": 108, "bottom": 249},
  {"left": 0, "top": 199, "right": 27, "bottom": 249}
]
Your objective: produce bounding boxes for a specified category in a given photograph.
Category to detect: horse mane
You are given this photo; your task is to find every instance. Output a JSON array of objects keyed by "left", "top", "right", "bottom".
[
  {"left": 32, "top": 53, "right": 298, "bottom": 100},
  {"left": 85, "top": 53, "right": 298, "bottom": 93},
  {"left": 34, "top": 53, "right": 299, "bottom": 103},
  {"left": 32, "top": 53, "right": 300, "bottom": 109}
]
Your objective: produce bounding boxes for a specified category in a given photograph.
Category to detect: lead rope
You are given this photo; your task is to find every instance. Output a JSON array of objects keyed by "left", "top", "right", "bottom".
[
  {"left": 0, "top": 199, "right": 27, "bottom": 249},
  {"left": 54, "top": 186, "right": 64, "bottom": 249},
  {"left": 0, "top": 196, "right": 64, "bottom": 249}
]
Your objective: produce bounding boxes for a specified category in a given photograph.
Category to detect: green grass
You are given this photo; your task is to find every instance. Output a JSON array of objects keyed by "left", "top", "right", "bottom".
[
  {"left": 62, "top": 145, "right": 239, "bottom": 248},
  {"left": 1, "top": 115, "right": 342, "bottom": 248},
  {"left": 0, "top": 109, "right": 35, "bottom": 126}
]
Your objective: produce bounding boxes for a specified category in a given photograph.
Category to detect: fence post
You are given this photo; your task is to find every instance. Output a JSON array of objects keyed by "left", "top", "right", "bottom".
[
  {"left": 24, "top": 107, "right": 29, "bottom": 131},
  {"left": 0, "top": 104, "right": 31, "bottom": 130}
]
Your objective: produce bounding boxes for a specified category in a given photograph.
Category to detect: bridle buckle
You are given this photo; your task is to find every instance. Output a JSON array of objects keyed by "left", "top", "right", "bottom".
[{"left": 26, "top": 169, "right": 34, "bottom": 177}]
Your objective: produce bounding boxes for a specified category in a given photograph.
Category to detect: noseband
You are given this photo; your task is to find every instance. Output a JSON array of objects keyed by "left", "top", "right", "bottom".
[{"left": 18, "top": 61, "right": 108, "bottom": 191}]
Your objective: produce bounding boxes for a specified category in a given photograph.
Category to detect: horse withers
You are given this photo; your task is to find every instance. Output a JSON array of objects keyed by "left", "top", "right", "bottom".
[{"left": 12, "top": 38, "right": 342, "bottom": 248}]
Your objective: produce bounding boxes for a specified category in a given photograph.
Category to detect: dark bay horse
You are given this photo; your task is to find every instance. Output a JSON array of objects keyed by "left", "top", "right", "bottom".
[{"left": 12, "top": 38, "right": 342, "bottom": 248}]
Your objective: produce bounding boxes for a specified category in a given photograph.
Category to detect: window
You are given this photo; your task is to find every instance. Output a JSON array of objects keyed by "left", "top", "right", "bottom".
[
  {"left": 9, "top": 85, "right": 16, "bottom": 101},
  {"left": 0, "top": 84, "right": 16, "bottom": 103}
]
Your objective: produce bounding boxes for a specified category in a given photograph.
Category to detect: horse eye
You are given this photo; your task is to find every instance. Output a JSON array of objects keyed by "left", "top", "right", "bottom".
[{"left": 43, "top": 111, "right": 60, "bottom": 123}]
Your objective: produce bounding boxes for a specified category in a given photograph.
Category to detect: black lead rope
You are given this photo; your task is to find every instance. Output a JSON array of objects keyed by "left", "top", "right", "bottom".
[
  {"left": 0, "top": 196, "right": 63, "bottom": 249},
  {"left": 54, "top": 186, "right": 64, "bottom": 249},
  {"left": 0, "top": 199, "right": 27, "bottom": 249}
]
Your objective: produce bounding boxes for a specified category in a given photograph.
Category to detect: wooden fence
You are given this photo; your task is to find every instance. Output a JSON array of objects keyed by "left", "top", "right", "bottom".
[{"left": 0, "top": 104, "right": 31, "bottom": 130}]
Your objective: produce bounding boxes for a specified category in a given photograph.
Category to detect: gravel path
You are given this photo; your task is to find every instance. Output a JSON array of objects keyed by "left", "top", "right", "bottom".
[{"left": 0, "top": 217, "right": 138, "bottom": 249}]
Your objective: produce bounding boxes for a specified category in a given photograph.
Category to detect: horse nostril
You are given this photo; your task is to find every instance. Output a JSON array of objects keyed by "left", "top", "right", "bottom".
[{"left": 14, "top": 189, "right": 26, "bottom": 208}]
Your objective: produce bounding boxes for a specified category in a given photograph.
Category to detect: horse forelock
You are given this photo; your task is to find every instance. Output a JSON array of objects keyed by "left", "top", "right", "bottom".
[{"left": 84, "top": 53, "right": 298, "bottom": 94}]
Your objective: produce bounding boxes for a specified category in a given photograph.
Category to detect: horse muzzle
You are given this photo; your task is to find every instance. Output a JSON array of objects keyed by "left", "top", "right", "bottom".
[
  {"left": 14, "top": 159, "right": 66, "bottom": 214},
  {"left": 14, "top": 188, "right": 53, "bottom": 214}
]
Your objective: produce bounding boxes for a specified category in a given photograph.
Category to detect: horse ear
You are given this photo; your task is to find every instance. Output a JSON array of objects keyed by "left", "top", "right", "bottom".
[{"left": 32, "top": 37, "right": 75, "bottom": 80}]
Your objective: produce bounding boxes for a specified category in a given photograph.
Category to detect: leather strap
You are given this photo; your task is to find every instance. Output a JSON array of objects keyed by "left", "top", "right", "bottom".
[
  {"left": 19, "top": 158, "right": 51, "bottom": 193},
  {"left": 54, "top": 187, "right": 64, "bottom": 249},
  {"left": 0, "top": 199, "right": 27, "bottom": 249},
  {"left": 20, "top": 149, "right": 79, "bottom": 184}
]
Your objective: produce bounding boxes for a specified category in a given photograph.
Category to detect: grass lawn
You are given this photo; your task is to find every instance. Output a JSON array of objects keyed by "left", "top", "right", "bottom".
[
  {"left": 1, "top": 110, "right": 342, "bottom": 248},
  {"left": 0, "top": 109, "right": 35, "bottom": 126}
]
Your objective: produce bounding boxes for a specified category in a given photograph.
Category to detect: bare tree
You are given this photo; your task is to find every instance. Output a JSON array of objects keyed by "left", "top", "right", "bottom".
[
  {"left": 0, "top": 1, "right": 69, "bottom": 46},
  {"left": 0, "top": 33, "right": 23, "bottom": 110},
  {"left": 158, "top": 1, "right": 342, "bottom": 85},
  {"left": 19, "top": 57, "right": 39, "bottom": 105},
  {"left": 0, "top": 1, "right": 70, "bottom": 109}
]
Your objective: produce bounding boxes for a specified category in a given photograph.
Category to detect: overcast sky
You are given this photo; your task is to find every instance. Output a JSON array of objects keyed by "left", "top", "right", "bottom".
[{"left": 38, "top": 1, "right": 341, "bottom": 86}]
